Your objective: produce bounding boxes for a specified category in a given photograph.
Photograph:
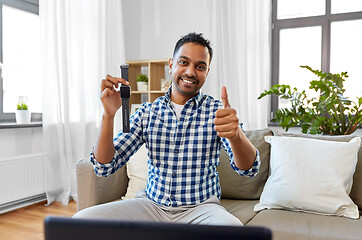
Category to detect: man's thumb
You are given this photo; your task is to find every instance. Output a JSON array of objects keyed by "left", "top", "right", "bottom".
[{"left": 221, "top": 86, "right": 231, "bottom": 109}]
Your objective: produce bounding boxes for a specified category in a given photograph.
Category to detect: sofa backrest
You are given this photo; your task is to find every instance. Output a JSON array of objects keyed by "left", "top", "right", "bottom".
[
  {"left": 217, "top": 128, "right": 362, "bottom": 210},
  {"left": 217, "top": 128, "right": 273, "bottom": 200}
]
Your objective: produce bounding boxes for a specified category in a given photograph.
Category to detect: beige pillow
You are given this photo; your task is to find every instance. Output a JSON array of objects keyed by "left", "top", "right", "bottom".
[
  {"left": 217, "top": 128, "right": 273, "bottom": 200},
  {"left": 274, "top": 130, "right": 362, "bottom": 210},
  {"left": 255, "top": 136, "right": 360, "bottom": 219},
  {"left": 122, "top": 145, "right": 148, "bottom": 200}
]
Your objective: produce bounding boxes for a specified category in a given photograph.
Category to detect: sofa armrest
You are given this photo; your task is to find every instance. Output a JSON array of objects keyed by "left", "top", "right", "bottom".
[{"left": 76, "top": 158, "right": 129, "bottom": 211}]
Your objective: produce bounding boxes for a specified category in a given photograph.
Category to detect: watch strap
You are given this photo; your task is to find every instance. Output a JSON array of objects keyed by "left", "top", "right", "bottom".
[{"left": 122, "top": 98, "right": 130, "bottom": 133}]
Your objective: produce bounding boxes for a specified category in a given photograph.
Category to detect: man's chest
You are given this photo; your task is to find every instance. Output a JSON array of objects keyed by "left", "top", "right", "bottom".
[{"left": 145, "top": 106, "right": 220, "bottom": 163}]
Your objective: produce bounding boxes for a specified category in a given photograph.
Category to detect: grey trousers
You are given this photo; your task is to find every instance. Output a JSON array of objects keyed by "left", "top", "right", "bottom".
[{"left": 73, "top": 192, "right": 243, "bottom": 226}]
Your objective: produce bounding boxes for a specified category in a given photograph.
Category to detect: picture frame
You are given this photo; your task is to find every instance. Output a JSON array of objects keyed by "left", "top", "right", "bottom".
[{"left": 131, "top": 104, "right": 142, "bottom": 115}]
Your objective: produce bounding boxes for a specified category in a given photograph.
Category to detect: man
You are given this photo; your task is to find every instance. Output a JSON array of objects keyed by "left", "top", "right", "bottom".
[{"left": 74, "top": 32, "right": 260, "bottom": 226}]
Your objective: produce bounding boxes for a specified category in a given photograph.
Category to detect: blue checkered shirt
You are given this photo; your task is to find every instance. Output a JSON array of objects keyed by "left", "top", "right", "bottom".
[{"left": 90, "top": 88, "right": 260, "bottom": 207}]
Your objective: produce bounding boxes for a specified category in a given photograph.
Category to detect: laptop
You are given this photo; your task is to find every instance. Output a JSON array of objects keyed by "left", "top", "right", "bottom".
[{"left": 44, "top": 216, "right": 272, "bottom": 240}]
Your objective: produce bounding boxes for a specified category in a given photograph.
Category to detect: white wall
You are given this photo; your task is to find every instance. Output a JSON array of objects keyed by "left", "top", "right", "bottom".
[{"left": 122, "top": 0, "right": 210, "bottom": 61}]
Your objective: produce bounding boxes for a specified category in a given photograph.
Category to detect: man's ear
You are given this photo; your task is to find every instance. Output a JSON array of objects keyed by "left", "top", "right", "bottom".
[{"left": 168, "top": 58, "right": 173, "bottom": 74}]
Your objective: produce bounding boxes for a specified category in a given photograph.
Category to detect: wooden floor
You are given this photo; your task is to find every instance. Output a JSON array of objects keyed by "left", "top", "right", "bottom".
[{"left": 0, "top": 200, "right": 77, "bottom": 240}]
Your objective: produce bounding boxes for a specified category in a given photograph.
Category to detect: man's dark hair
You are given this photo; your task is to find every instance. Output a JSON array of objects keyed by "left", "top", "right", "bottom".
[{"left": 173, "top": 32, "right": 213, "bottom": 63}]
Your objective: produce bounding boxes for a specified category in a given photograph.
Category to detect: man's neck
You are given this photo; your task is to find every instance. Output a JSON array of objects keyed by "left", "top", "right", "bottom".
[
  {"left": 170, "top": 87, "right": 199, "bottom": 105},
  {"left": 171, "top": 92, "right": 197, "bottom": 105}
]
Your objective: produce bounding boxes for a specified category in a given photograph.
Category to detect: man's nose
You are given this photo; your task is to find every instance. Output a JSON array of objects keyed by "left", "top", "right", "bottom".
[{"left": 185, "top": 65, "right": 196, "bottom": 77}]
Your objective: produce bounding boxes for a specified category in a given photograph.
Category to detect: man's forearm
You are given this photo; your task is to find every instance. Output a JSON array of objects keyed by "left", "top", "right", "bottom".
[
  {"left": 229, "top": 128, "right": 257, "bottom": 171},
  {"left": 93, "top": 114, "right": 116, "bottom": 164}
]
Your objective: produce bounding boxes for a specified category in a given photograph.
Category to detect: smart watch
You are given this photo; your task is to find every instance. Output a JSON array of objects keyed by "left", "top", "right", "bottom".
[{"left": 120, "top": 64, "right": 131, "bottom": 133}]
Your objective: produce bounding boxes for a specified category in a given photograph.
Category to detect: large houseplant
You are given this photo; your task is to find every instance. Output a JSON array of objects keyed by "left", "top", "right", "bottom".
[{"left": 258, "top": 65, "right": 362, "bottom": 135}]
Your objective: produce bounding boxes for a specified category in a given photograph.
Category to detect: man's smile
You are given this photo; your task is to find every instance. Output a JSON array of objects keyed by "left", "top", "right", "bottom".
[{"left": 180, "top": 77, "right": 198, "bottom": 85}]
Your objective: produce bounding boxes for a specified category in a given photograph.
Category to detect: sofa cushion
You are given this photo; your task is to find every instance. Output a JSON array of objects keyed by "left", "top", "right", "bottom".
[
  {"left": 247, "top": 209, "right": 362, "bottom": 240},
  {"left": 255, "top": 136, "right": 360, "bottom": 219},
  {"left": 220, "top": 199, "right": 259, "bottom": 225},
  {"left": 123, "top": 145, "right": 148, "bottom": 199},
  {"left": 217, "top": 128, "right": 273, "bottom": 200},
  {"left": 274, "top": 130, "right": 362, "bottom": 210}
]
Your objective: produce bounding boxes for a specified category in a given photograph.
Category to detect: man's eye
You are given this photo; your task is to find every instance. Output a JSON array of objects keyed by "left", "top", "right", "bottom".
[
  {"left": 179, "top": 60, "right": 187, "bottom": 65},
  {"left": 198, "top": 65, "right": 206, "bottom": 71}
]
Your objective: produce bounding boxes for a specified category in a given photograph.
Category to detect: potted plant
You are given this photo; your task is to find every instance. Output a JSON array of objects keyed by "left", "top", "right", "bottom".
[
  {"left": 258, "top": 65, "right": 362, "bottom": 135},
  {"left": 16, "top": 96, "right": 31, "bottom": 124},
  {"left": 136, "top": 73, "right": 148, "bottom": 91}
]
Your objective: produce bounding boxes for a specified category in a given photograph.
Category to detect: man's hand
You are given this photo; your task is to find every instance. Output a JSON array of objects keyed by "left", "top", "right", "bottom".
[
  {"left": 100, "top": 74, "right": 129, "bottom": 117},
  {"left": 94, "top": 74, "right": 129, "bottom": 164},
  {"left": 214, "top": 86, "right": 256, "bottom": 171},
  {"left": 214, "top": 86, "right": 242, "bottom": 141}
]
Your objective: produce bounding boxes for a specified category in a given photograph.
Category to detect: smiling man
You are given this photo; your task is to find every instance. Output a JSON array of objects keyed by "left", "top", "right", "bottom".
[
  {"left": 74, "top": 32, "right": 260, "bottom": 226},
  {"left": 169, "top": 41, "right": 209, "bottom": 103}
]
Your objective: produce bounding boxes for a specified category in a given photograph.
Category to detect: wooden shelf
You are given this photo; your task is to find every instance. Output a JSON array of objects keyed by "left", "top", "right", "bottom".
[{"left": 126, "top": 59, "right": 171, "bottom": 105}]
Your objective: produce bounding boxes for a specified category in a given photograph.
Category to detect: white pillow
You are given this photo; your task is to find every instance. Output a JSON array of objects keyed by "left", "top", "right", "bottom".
[
  {"left": 122, "top": 145, "right": 148, "bottom": 200},
  {"left": 254, "top": 136, "right": 361, "bottom": 219}
]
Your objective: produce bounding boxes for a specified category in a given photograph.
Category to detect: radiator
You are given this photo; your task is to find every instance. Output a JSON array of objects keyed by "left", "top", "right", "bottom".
[{"left": 0, "top": 153, "right": 45, "bottom": 212}]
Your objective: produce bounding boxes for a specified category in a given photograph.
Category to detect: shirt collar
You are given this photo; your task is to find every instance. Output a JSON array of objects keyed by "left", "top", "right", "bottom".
[{"left": 164, "top": 86, "right": 204, "bottom": 107}]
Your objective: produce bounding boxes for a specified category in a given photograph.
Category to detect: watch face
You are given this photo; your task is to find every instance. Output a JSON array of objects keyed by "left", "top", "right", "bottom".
[{"left": 120, "top": 85, "right": 131, "bottom": 98}]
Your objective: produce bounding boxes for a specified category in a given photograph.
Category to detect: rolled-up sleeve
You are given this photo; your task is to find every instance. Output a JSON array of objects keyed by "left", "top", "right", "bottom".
[
  {"left": 90, "top": 149, "right": 120, "bottom": 177},
  {"left": 220, "top": 123, "right": 260, "bottom": 177},
  {"left": 90, "top": 102, "right": 149, "bottom": 177}
]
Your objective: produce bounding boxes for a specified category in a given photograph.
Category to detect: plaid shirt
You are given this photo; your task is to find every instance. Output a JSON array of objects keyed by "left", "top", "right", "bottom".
[{"left": 91, "top": 88, "right": 260, "bottom": 207}]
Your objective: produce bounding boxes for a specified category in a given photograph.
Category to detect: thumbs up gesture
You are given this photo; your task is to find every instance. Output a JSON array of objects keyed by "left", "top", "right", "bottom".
[{"left": 214, "top": 86, "right": 242, "bottom": 140}]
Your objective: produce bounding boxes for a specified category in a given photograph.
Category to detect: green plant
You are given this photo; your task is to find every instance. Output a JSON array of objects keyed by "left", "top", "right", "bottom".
[
  {"left": 258, "top": 65, "right": 362, "bottom": 135},
  {"left": 136, "top": 73, "right": 148, "bottom": 82},
  {"left": 17, "top": 103, "right": 28, "bottom": 110}
]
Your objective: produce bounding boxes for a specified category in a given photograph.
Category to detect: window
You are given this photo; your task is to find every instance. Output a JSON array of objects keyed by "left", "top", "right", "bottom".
[
  {"left": 271, "top": 0, "right": 362, "bottom": 121},
  {"left": 0, "top": 0, "right": 40, "bottom": 123}
]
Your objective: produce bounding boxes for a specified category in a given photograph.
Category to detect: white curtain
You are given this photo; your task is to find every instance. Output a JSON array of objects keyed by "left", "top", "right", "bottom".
[
  {"left": 205, "top": 0, "right": 271, "bottom": 130},
  {"left": 40, "top": 0, "right": 125, "bottom": 205}
]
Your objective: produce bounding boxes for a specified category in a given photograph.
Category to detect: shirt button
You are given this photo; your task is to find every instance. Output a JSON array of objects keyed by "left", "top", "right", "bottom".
[
  {"left": 174, "top": 150, "right": 178, "bottom": 154},
  {"left": 172, "top": 173, "right": 176, "bottom": 177},
  {"left": 170, "top": 196, "right": 174, "bottom": 199}
]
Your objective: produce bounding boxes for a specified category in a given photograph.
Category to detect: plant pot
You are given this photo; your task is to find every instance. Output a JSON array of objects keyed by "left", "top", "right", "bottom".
[
  {"left": 137, "top": 82, "right": 148, "bottom": 91},
  {"left": 16, "top": 110, "right": 31, "bottom": 124}
]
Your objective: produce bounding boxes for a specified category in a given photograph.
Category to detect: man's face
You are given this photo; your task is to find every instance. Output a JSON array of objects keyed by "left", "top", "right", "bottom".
[{"left": 169, "top": 42, "right": 210, "bottom": 99}]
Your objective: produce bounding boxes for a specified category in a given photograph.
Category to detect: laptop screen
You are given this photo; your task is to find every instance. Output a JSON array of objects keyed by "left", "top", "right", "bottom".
[{"left": 44, "top": 216, "right": 272, "bottom": 240}]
